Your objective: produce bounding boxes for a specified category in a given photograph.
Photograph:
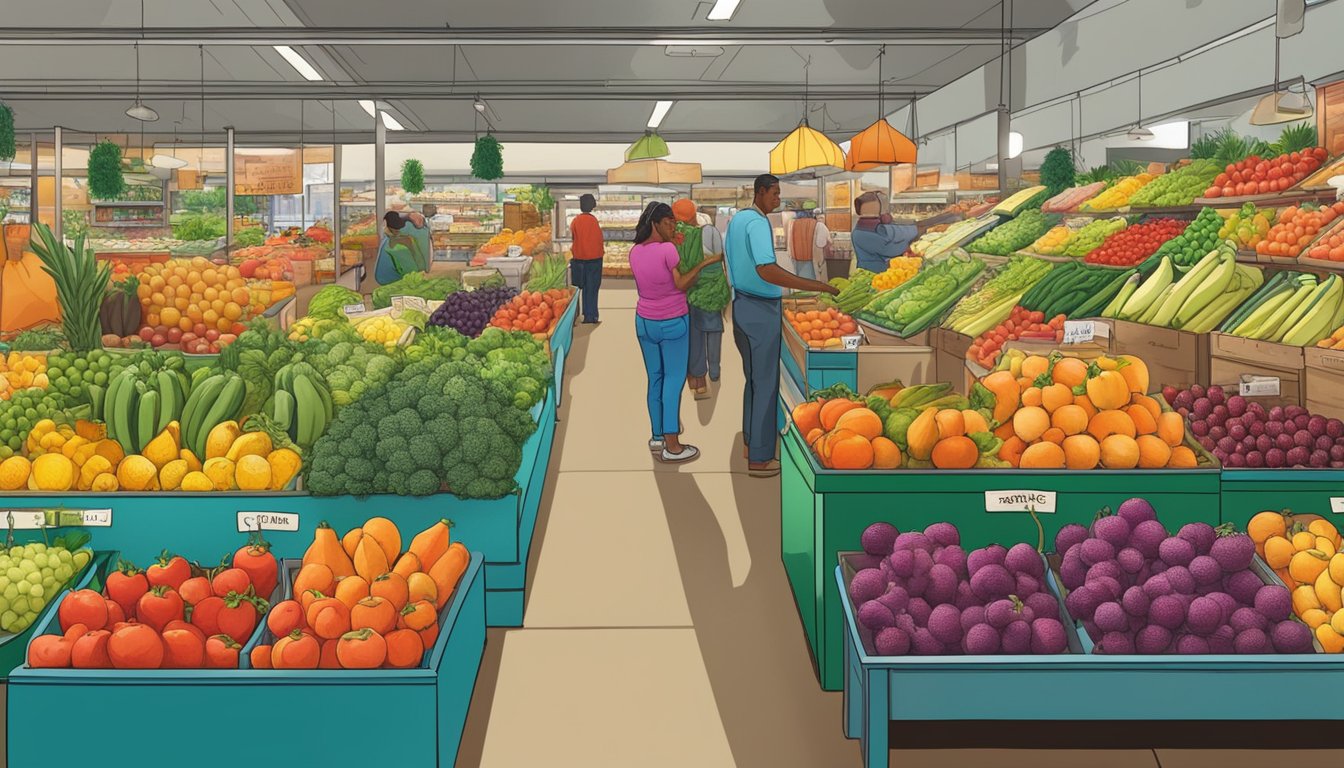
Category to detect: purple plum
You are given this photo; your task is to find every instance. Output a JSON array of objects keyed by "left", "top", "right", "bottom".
[
  {"left": 861, "top": 522, "right": 900, "bottom": 556},
  {"left": 1054, "top": 524, "right": 1089, "bottom": 557},
  {"left": 1254, "top": 584, "right": 1292, "bottom": 622},
  {"left": 923, "top": 522, "right": 960, "bottom": 548},
  {"left": 1159, "top": 536, "right": 1197, "bottom": 567},
  {"left": 927, "top": 604, "right": 963, "bottom": 645},
  {"left": 875, "top": 627, "right": 911, "bottom": 656}
]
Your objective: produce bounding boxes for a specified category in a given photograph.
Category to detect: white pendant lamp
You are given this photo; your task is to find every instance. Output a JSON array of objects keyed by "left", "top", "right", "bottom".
[
  {"left": 1126, "top": 70, "right": 1152, "bottom": 141},
  {"left": 126, "top": 40, "right": 158, "bottom": 122}
]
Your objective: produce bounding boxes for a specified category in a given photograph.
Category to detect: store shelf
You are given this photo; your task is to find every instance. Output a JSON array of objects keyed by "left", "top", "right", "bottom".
[{"left": 92, "top": 200, "right": 163, "bottom": 207}]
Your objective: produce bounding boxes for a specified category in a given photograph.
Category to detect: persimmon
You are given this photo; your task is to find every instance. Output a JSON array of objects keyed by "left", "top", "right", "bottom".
[
  {"left": 319, "top": 638, "right": 341, "bottom": 669},
  {"left": 336, "top": 628, "right": 387, "bottom": 669},
  {"left": 307, "top": 597, "right": 352, "bottom": 640},
  {"left": 108, "top": 624, "right": 164, "bottom": 669},
  {"left": 161, "top": 628, "right": 206, "bottom": 669},
  {"left": 266, "top": 599, "right": 306, "bottom": 638},
  {"left": 70, "top": 629, "right": 113, "bottom": 669},
  {"left": 204, "top": 634, "right": 242, "bottom": 669},
  {"left": 271, "top": 629, "right": 321, "bottom": 669},
  {"left": 334, "top": 576, "right": 370, "bottom": 609},
  {"left": 385, "top": 628, "right": 424, "bottom": 669},
  {"left": 351, "top": 596, "right": 397, "bottom": 635},
  {"left": 250, "top": 644, "right": 274, "bottom": 669},
  {"left": 59, "top": 589, "right": 109, "bottom": 633},
  {"left": 398, "top": 599, "right": 437, "bottom": 632},
  {"left": 370, "top": 572, "right": 409, "bottom": 611}
]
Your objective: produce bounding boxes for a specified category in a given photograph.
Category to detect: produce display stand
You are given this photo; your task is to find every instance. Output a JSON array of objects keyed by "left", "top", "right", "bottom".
[
  {"left": 1218, "top": 468, "right": 1344, "bottom": 530},
  {"left": 9, "top": 553, "right": 487, "bottom": 768},
  {"left": 835, "top": 558, "right": 1342, "bottom": 768},
  {"left": 0, "top": 385, "right": 557, "bottom": 627},
  {"left": 780, "top": 423, "right": 1222, "bottom": 691}
]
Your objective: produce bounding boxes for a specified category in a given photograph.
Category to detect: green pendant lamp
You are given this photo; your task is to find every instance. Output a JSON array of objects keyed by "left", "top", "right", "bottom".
[{"left": 625, "top": 131, "right": 671, "bottom": 162}]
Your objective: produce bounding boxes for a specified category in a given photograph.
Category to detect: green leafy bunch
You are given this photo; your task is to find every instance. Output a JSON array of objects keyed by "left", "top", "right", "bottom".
[
  {"left": 471, "top": 135, "right": 504, "bottom": 180},
  {"left": 87, "top": 140, "right": 127, "bottom": 201},
  {"left": 0, "top": 103, "right": 14, "bottom": 162},
  {"left": 400, "top": 158, "right": 426, "bottom": 196},
  {"left": 1039, "top": 147, "right": 1076, "bottom": 197}
]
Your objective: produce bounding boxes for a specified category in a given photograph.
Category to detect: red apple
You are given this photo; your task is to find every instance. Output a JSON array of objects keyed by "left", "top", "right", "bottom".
[
  {"left": 139, "top": 327, "right": 155, "bottom": 342},
  {"left": 205, "top": 329, "right": 220, "bottom": 342},
  {"left": 151, "top": 333, "right": 166, "bottom": 347},
  {"left": 166, "top": 328, "right": 183, "bottom": 343},
  {"left": 193, "top": 323, "right": 208, "bottom": 337}
]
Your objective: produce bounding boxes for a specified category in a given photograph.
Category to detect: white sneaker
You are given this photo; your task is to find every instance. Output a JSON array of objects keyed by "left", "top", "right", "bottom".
[
  {"left": 661, "top": 445, "right": 700, "bottom": 463},
  {"left": 648, "top": 439, "right": 665, "bottom": 452}
]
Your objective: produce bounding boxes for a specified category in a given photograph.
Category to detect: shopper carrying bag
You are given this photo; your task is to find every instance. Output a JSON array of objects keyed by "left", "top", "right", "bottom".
[
  {"left": 629, "top": 201, "right": 722, "bottom": 463},
  {"left": 375, "top": 210, "right": 430, "bottom": 285}
]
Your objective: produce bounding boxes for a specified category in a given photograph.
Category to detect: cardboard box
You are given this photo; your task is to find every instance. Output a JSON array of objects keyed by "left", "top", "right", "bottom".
[
  {"left": 1208, "top": 332, "right": 1305, "bottom": 409},
  {"left": 1109, "top": 319, "right": 1209, "bottom": 392},
  {"left": 933, "top": 327, "right": 974, "bottom": 393},
  {"left": 858, "top": 318, "right": 932, "bottom": 347},
  {"left": 1304, "top": 345, "right": 1344, "bottom": 419},
  {"left": 855, "top": 344, "right": 936, "bottom": 392}
]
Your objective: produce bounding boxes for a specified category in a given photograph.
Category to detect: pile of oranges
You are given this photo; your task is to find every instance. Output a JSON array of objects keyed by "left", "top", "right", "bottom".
[
  {"left": 136, "top": 258, "right": 252, "bottom": 334},
  {"left": 786, "top": 307, "right": 858, "bottom": 349},
  {"left": 489, "top": 289, "right": 573, "bottom": 337},
  {"left": 1256, "top": 201, "right": 1344, "bottom": 259}
]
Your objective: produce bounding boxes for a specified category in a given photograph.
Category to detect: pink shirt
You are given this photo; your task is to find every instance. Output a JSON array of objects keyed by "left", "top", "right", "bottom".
[{"left": 630, "top": 241, "right": 689, "bottom": 320}]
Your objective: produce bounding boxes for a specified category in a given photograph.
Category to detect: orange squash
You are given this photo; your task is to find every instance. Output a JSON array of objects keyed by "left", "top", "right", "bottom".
[
  {"left": 829, "top": 430, "right": 874, "bottom": 470},
  {"left": 931, "top": 436, "right": 978, "bottom": 469},
  {"left": 1051, "top": 357, "right": 1088, "bottom": 388},
  {"left": 293, "top": 563, "right": 335, "bottom": 598},
  {"left": 353, "top": 535, "right": 390, "bottom": 582},
  {"left": 303, "top": 522, "right": 356, "bottom": 579},
  {"left": 961, "top": 409, "right": 990, "bottom": 435},
  {"left": 1156, "top": 412, "right": 1185, "bottom": 447},
  {"left": 933, "top": 409, "right": 966, "bottom": 439},
  {"left": 361, "top": 517, "right": 402, "bottom": 565},
  {"left": 1085, "top": 370, "right": 1130, "bottom": 410},
  {"left": 1136, "top": 435, "right": 1172, "bottom": 468},
  {"left": 1117, "top": 355, "right": 1150, "bottom": 395},
  {"left": 341, "top": 527, "right": 363, "bottom": 561},
  {"left": 791, "top": 401, "right": 823, "bottom": 436},
  {"left": 906, "top": 408, "right": 940, "bottom": 461},
  {"left": 980, "top": 371, "right": 1020, "bottom": 425},
  {"left": 429, "top": 543, "right": 470, "bottom": 610},
  {"left": 1100, "top": 434, "right": 1140, "bottom": 469},
  {"left": 820, "top": 399, "right": 863, "bottom": 431},
  {"left": 871, "top": 437, "right": 902, "bottom": 469},
  {"left": 835, "top": 408, "right": 884, "bottom": 441}
]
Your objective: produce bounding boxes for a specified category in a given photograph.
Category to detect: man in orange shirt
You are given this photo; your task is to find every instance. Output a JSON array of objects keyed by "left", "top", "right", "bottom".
[{"left": 569, "top": 193, "right": 605, "bottom": 324}]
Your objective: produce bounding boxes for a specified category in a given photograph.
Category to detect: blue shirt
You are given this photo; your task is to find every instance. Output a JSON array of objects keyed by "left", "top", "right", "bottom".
[
  {"left": 724, "top": 207, "right": 781, "bottom": 300},
  {"left": 852, "top": 222, "right": 918, "bottom": 273}
]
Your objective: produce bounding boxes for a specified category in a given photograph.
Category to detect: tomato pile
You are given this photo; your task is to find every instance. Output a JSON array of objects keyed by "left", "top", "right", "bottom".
[
  {"left": 488, "top": 289, "right": 572, "bottom": 336},
  {"left": 1204, "top": 148, "right": 1330, "bottom": 198},
  {"left": 1084, "top": 218, "right": 1188, "bottom": 267},
  {"left": 1259, "top": 201, "right": 1344, "bottom": 259},
  {"left": 28, "top": 540, "right": 279, "bottom": 669},
  {"left": 967, "top": 305, "right": 1067, "bottom": 369}
]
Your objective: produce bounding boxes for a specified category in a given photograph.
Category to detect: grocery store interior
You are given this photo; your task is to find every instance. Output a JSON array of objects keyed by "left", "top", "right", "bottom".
[{"left": 1, "top": 1, "right": 1344, "bottom": 766}]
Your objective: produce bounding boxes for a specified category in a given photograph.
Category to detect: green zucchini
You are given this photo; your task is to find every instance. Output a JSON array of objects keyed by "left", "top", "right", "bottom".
[{"left": 1071, "top": 268, "right": 1137, "bottom": 318}]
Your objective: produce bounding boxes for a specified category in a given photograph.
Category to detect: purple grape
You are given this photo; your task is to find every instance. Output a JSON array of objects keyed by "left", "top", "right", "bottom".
[
  {"left": 1254, "top": 584, "right": 1292, "bottom": 622},
  {"left": 1188, "top": 555, "right": 1222, "bottom": 586},
  {"left": 1225, "top": 570, "right": 1263, "bottom": 606},
  {"left": 1015, "top": 573, "right": 1040, "bottom": 598},
  {"left": 970, "top": 564, "right": 1014, "bottom": 602},
  {"left": 1136, "top": 625, "right": 1173, "bottom": 654},
  {"left": 1227, "top": 395, "right": 1248, "bottom": 417},
  {"left": 1309, "top": 415, "right": 1328, "bottom": 437},
  {"left": 1164, "top": 565, "right": 1196, "bottom": 595},
  {"left": 934, "top": 546, "right": 968, "bottom": 580},
  {"left": 1246, "top": 451, "right": 1265, "bottom": 468},
  {"left": 1191, "top": 421, "right": 1209, "bottom": 437},
  {"left": 1208, "top": 426, "right": 1226, "bottom": 442},
  {"left": 1295, "top": 430, "right": 1314, "bottom": 448},
  {"left": 1004, "top": 542, "right": 1044, "bottom": 578},
  {"left": 1264, "top": 421, "right": 1283, "bottom": 438},
  {"left": 889, "top": 550, "right": 916, "bottom": 579},
  {"left": 960, "top": 605, "right": 987, "bottom": 632},
  {"left": 1173, "top": 391, "right": 1194, "bottom": 411},
  {"left": 1097, "top": 631, "right": 1135, "bottom": 655},
  {"left": 1030, "top": 618, "right": 1068, "bottom": 654},
  {"left": 1317, "top": 435, "right": 1334, "bottom": 451},
  {"left": 1086, "top": 561, "right": 1123, "bottom": 585},
  {"left": 1228, "top": 423, "right": 1248, "bottom": 441},
  {"left": 1249, "top": 420, "right": 1266, "bottom": 437},
  {"left": 1059, "top": 549, "right": 1087, "bottom": 591},
  {"left": 1000, "top": 621, "right": 1032, "bottom": 654},
  {"left": 1092, "top": 516, "right": 1132, "bottom": 550},
  {"left": 1266, "top": 448, "right": 1287, "bottom": 468},
  {"left": 1269, "top": 406, "right": 1285, "bottom": 422},
  {"left": 1276, "top": 433, "right": 1296, "bottom": 451},
  {"left": 1234, "top": 627, "right": 1269, "bottom": 654},
  {"left": 1193, "top": 399, "right": 1213, "bottom": 420},
  {"left": 964, "top": 623, "right": 1000, "bottom": 654},
  {"left": 1256, "top": 434, "right": 1274, "bottom": 453},
  {"left": 894, "top": 532, "right": 932, "bottom": 553},
  {"left": 1230, "top": 607, "right": 1267, "bottom": 633},
  {"left": 1334, "top": 445, "right": 1344, "bottom": 462},
  {"left": 1091, "top": 576, "right": 1123, "bottom": 601},
  {"left": 1065, "top": 584, "right": 1102, "bottom": 620},
  {"left": 1054, "top": 524, "right": 1089, "bottom": 556},
  {"left": 954, "top": 582, "right": 981, "bottom": 610},
  {"left": 1142, "top": 574, "right": 1173, "bottom": 599},
  {"left": 1186, "top": 595, "right": 1222, "bottom": 635},
  {"left": 1079, "top": 538, "right": 1116, "bottom": 567},
  {"left": 986, "top": 598, "right": 1019, "bottom": 629},
  {"left": 926, "top": 563, "right": 959, "bottom": 605},
  {"left": 858, "top": 600, "right": 897, "bottom": 630},
  {"left": 861, "top": 522, "right": 900, "bottom": 556},
  {"left": 1094, "top": 601, "right": 1128, "bottom": 633},
  {"left": 1177, "top": 635, "right": 1211, "bottom": 654},
  {"left": 1328, "top": 418, "right": 1344, "bottom": 438},
  {"left": 966, "top": 544, "right": 1007, "bottom": 576},
  {"left": 1208, "top": 386, "right": 1226, "bottom": 405},
  {"left": 923, "top": 522, "right": 960, "bottom": 548},
  {"left": 1311, "top": 450, "right": 1330, "bottom": 468},
  {"left": 1287, "top": 446, "right": 1310, "bottom": 467},
  {"left": 1271, "top": 620, "right": 1314, "bottom": 653},
  {"left": 1149, "top": 595, "right": 1187, "bottom": 630},
  {"left": 1209, "top": 625, "right": 1236, "bottom": 653},
  {"left": 1225, "top": 453, "right": 1246, "bottom": 468},
  {"left": 1122, "top": 586, "right": 1150, "bottom": 617},
  {"left": 1294, "top": 413, "right": 1311, "bottom": 431}
]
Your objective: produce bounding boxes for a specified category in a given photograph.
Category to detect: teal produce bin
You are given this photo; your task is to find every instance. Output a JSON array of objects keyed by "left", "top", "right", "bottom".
[
  {"left": 0, "top": 550, "right": 110, "bottom": 680},
  {"left": 0, "top": 386, "right": 558, "bottom": 627},
  {"left": 781, "top": 422, "right": 1222, "bottom": 691},
  {"left": 1219, "top": 469, "right": 1344, "bottom": 530},
  {"left": 836, "top": 565, "right": 1344, "bottom": 768},
  {"left": 8, "top": 554, "right": 486, "bottom": 768},
  {"left": 781, "top": 320, "right": 858, "bottom": 397}
]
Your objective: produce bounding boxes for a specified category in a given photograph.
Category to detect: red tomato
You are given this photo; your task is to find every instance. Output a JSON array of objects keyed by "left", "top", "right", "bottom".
[{"left": 146, "top": 552, "right": 191, "bottom": 591}]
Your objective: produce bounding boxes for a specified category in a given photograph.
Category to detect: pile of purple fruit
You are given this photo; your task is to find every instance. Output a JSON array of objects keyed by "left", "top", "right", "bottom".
[
  {"left": 1056, "top": 497, "right": 1313, "bottom": 654},
  {"left": 1162, "top": 384, "right": 1344, "bottom": 469},
  {"left": 429, "top": 286, "right": 517, "bottom": 338},
  {"left": 848, "top": 521, "right": 1070, "bottom": 656}
]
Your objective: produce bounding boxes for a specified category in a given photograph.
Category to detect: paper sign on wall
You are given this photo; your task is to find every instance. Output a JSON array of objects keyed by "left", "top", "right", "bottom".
[
  {"left": 985, "top": 490, "right": 1057, "bottom": 513},
  {"left": 1239, "top": 376, "right": 1280, "bottom": 397},
  {"left": 3, "top": 511, "right": 49, "bottom": 530},
  {"left": 237, "top": 512, "right": 300, "bottom": 533}
]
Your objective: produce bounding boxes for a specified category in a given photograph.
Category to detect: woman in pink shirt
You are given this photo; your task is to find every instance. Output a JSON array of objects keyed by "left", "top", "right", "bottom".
[{"left": 630, "top": 202, "right": 722, "bottom": 462}]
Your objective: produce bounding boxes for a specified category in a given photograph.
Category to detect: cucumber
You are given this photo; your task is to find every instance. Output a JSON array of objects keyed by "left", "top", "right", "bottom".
[
  {"left": 1220, "top": 271, "right": 1289, "bottom": 332},
  {"left": 1072, "top": 269, "right": 1137, "bottom": 318}
]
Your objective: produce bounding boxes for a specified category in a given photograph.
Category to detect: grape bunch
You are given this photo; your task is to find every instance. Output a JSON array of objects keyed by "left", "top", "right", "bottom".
[
  {"left": 429, "top": 286, "right": 518, "bottom": 338},
  {"left": 0, "top": 540, "right": 93, "bottom": 634},
  {"left": 44, "top": 351, "right": 118, "bottom": 402},
  {"left": 0, "top": 388, "right": 70, "bottom": 458}
]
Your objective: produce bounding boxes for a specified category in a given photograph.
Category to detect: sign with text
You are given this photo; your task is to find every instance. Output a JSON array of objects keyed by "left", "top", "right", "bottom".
[
  {"left": 234, "top": 150, "right": 302, "bottom": 196},
  {"left": 1239, "top": 376, "right": 1281, "bottom": 397},
  {"left": 1330, "top": 497, "right": 1344, "bottom": 514},
  {"left": 985, "top": 490, "right": 1057, "bottom": 513},
  {"left": 1062, "top": 320, "right": 1095, "bottom": 345},
  {"left": 237, "top": 511, "right": 300, "bottom": 533}
]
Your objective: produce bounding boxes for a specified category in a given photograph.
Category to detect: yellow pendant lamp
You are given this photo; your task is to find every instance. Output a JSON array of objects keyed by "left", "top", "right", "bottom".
[
  {"left": 769, "top": 119, "right": 846, "bottom": 176},
  {"left": 845, "top": 45, "right": 917, "bottom": 172}
]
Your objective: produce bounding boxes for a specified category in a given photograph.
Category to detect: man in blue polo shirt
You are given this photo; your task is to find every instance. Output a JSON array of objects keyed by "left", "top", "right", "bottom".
[{"left": 726, "top": 174, "right": 839, "bottom": 478}]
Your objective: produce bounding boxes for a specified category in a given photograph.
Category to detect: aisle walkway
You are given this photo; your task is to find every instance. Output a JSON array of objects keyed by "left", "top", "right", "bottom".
[{"left": 454, "top": 284, "right": 1335, "bottom": 768}]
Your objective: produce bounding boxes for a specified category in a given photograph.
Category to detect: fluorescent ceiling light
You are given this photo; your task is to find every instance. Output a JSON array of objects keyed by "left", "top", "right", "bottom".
[
  {"left": 706, "top": 0, "right": 742, "bottom": 21},
  {"left": 648, "top": 100, "right": 674, "bottom": 129},
  {"left": 381, "top": 111, "right": 405, "bottom": 131},
  {"left": 274, "top": 45, "right": 323, "bottom": 81},
  {"left": 1008, "top": 131, "right": 1023, "bottom": 159}
]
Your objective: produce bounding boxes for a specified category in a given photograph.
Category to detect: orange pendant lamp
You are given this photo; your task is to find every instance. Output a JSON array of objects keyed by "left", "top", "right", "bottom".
[{"left": 845, "top": 46, "right": 917, "bottom": 172}]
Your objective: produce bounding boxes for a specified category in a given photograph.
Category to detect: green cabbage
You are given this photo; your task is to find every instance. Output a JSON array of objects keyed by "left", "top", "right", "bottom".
[{"left": 308, "top": 286, "right": 363, "bottom": 320}]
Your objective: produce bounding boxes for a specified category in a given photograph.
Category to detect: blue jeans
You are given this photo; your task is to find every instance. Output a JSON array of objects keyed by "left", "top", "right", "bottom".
[
  {"left": 732, "top": 293, "right": 782, "bottom": 463},
  {"left": 794, "top": 260, "right": 817, "bottom": 281},
  {"left": 688, "top": 306, "right": 724, "bottom": 379},
  {"left": 570, "top": 258, "right": 602, "bottom": 322},
  {"left": 635, "top": 314, "right": 690, "bottom": 438}
]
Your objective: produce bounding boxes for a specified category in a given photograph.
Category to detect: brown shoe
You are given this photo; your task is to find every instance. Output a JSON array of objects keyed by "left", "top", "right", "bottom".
[{"left": 747, "top": 460, "right": 781, "bottom": 478}]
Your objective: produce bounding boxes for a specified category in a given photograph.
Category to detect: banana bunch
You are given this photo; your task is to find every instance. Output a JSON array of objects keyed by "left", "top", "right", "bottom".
[
  {"left": 267, "top": 362, "right": 334, "bottom": 449},
  {"left": 181, "top": 372, "right": 245, "bottom": 460},
  {"left": 103, "top": 363, "right": 192, "bottom": 455}
]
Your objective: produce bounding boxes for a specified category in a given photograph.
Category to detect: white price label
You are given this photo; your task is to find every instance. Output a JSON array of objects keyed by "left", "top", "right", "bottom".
[
  {"left": 985, "top": 490, "right": 1057, "bottom": 513},
  {"left": 341, "top": 303, "right": 366, "bottom": 316},
  {"left": 1239, "top": 376, "right": 1280, "bottom": 397},
  {"left": 1062, "top": 320, "right": 1095, "bottom": 345},
  {"left": 236, "top": 512, "right": 300, "bottom": 533},
  {"left": 80, "top": 509, "right": 112, "bottom": 527},
  {"left": 3, "top": 510, "right": 48, "bottom": 530},
  {"left": 1330, "top": 497, "right": 1344, "bottom": 514},
  {"left": 841, "top": 334, "right": 863, "bottom": 351}
]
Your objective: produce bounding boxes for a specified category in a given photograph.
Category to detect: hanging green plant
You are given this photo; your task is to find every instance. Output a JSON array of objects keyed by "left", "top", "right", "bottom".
[
  {"left": 0, "top": 103, "right": 14, "bottom": 162},
  {"left": 470, "top": 135, "right": 504, "bottom": 180},
  {"left": 87, "top": 140, "right": 127, "bottom": 200},
  {"left": 1039, "top": 146, "right": 1076, "bottom": 196},
  {"left": 400, "top": 158, "right": 426, "bottom": 196}
]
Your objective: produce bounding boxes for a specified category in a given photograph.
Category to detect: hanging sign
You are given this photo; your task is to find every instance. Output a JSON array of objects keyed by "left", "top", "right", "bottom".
[
  {"left": 237, "top": 511, "right": 300, "bottom": 533},
  {"left": 985, "top": 490, "right": 1057, "bottom": 513},
  {"left": 234, "top": 150, "right": 302, "bottom": 195}
]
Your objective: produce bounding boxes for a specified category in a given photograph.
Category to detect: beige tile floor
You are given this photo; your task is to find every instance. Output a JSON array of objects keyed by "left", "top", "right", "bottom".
[{"left": 455, "top": 283, "right": 1337, "bottom": 768}]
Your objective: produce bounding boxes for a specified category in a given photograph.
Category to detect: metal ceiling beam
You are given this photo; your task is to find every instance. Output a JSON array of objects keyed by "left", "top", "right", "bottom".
[
  {"left": 0, "top": 80, "right": 926, "bottom": 101},
  {"left": 0, "top": 25, "right": 1045, "bottom": 46}
]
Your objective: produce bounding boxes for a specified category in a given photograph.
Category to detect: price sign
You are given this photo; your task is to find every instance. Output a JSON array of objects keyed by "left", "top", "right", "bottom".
[
  {"left": 3, "top": 510, "right": 48, "bottom": 530},
  {"left": 1239, "top": 376, "right": 1280, "bottom": 397},
  {"left": 1330, "top": 498, "right": 1344, "bottom": 514},
  {"left": 1062, "top": 320, "right": 1095, "bottom": 345},
  {"left": 80, "top": 509, "right": 113, "bottom": 527},
  {"left": 237, "top": 512, "right": 300, "bottom": 533},
  {"left": 841, "top": 334, "right": 863, "bottom": 351},
  {"left": 341, "top": 303, "right": 366, "bottom": 317},
  {"left": 985, "top": 490, "right": 1057, "bottom": 513}
]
